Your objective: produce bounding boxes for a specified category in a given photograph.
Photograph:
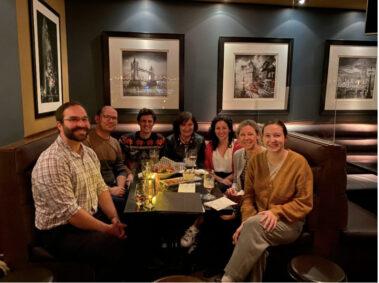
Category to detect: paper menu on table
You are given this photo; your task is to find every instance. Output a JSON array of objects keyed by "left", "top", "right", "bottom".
[
  {"left": 178, "top": 183, "right": 196, "bottom": 193},
  {"left": 204, "top": 196, "right": 237, "bottom": 211}
]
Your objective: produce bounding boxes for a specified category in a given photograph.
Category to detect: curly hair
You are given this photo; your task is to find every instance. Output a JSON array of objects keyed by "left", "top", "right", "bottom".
[
  {"left": 208, "top": 115, "right": 234, "bottom": 150},
  {"left": 172, "top": 111, "right": 198, "bottom": 136},
  {"left": 137, "top": 108, "right": 157, "bottom": 122}
]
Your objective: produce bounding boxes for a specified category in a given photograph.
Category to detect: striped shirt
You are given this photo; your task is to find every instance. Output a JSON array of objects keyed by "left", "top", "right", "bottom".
[{"left": 32, "top": 135, "right": 108, "bottom": 230}]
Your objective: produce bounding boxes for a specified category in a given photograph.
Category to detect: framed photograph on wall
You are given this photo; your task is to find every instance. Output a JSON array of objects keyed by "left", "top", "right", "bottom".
[
  {"left": 102, "top": 32, "right": 184, "bottom": 122},
  {"left": 29, "top": 0, "right": 63, "bottom": 118},
  {"left": 322, "top": 40, "right": 377, "bottom": 113},
  {"left": 217, "top": 37, "right": 293, "bottom": 117}
]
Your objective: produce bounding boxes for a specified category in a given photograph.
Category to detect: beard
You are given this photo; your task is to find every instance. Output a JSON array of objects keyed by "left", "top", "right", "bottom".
[{"left": 63, "top": 125, "right": 89, "bottom": 142}]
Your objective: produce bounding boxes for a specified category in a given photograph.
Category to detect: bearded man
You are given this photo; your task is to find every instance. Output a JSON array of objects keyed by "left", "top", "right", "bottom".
[{"left": 31, "top": 102, "right": 128, "bottom": 281}]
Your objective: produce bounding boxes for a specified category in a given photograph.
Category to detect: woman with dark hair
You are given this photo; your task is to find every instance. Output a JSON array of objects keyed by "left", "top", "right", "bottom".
[
  {"left": 180, "top": 115, "right": 239, "bottom": 260},
  {"left": 204, "top": 115, "right": 240, "bottom": 192},
  {"left": 163, "top": 111, "right": 205, "bottom": 167},
  {"left": 222, "top": 120, "right": 313, "bottom": 282}
]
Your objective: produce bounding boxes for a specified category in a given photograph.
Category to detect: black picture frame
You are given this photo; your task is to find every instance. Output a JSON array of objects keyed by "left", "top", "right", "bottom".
[
  {"left": 102, "top": 31, "right": 184, "bottom": 123},
  {"left": 29, "top": 0, "right": 63, "bottom": 118},
  {"left": 321, "top": 40, "right": 377, "bottom": 115},
  {"left": 217, "top": 37, "right": 293, "bottom": 119}
]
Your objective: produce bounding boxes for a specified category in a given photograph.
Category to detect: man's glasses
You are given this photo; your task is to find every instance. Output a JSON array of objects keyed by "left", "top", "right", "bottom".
[
  {"left": 102, "top": 115, "right": 118, "bottom": 121},
  {"left": 63, "top": 116, "right": 89, "bottom": 123}
]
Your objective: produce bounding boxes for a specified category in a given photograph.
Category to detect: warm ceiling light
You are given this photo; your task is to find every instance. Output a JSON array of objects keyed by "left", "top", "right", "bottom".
[{"left": 298, "top": 0, "right": 305, "bottom": 5}]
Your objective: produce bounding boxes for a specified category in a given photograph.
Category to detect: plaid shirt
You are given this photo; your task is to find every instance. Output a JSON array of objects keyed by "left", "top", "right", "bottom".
[{"left": 32, "top": 135, "right": 108, "bottom": 230}]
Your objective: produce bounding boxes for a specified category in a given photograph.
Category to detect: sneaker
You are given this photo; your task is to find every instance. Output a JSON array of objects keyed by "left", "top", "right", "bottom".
[
  {"left": 180, "top": 225, "right": 199, "bottom": 248},
  {"left": 187, "top": 241, "right": 198, "bottom": 254}
]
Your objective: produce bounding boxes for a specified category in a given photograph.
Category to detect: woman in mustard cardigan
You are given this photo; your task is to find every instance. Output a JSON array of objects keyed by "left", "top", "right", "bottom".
[{"left": 222, "top": 120, "right": 313, "bottom": 282}]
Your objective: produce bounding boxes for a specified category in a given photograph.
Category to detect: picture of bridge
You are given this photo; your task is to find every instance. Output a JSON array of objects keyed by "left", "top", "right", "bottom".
[{"left": 122, "top": 51, "right": 167, "bottom": 97}]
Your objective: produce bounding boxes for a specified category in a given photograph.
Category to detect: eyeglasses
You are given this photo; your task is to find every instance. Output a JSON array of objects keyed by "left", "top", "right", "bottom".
[
  {"left": 102, "top": 114, "right": 118, "bottom": 121},
  {"left": 63, "top": 116, "right": 89, "bottom": 123}
]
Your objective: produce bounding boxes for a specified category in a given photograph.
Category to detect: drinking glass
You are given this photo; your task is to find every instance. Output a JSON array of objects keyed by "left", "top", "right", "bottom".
[
  {"left": 134, "top": 182, "right": 146, "bottom": 210},
  {"left": 183, "top": 168, "right": 195, "bottom": 181},
  {"left": 141, "top": 159, "right": 153, "bottom": 178},
  {"left": 203, "top": 170, "right": 216, "bottom": 201},
  {"left": 184, "top": 149, "right": 197, "bottom": 168},
  {"left": 144, "top": 175, "right": 156, "bottom": 210},
  {"left": 149, "top": 149, "right": 159, "bottom": 164}
]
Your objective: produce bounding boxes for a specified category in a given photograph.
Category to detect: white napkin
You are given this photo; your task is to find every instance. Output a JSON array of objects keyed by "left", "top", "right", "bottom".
[
  {"left": 178, "top": 183, "right": 196, "bottom": 193},
  {"left": 204, "top": 196, "right": 237, "bottom": 211}
]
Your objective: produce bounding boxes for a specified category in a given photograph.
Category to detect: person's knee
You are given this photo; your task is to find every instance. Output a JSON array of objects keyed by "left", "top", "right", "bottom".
[{"left": 243, "top": 215, "right": 262, "bottom": 231}]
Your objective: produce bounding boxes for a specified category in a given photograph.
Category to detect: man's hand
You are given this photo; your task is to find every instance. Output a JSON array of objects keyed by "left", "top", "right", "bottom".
[
  {"left": 109, "top": 186, "right": 125, "bottom": 197},
  {"left": 105, "top": 218, "right": 127, "bottom": 239},
  {"left": 126, "top": 173, "right": 134, "bottom": 186},
  {"left": 258, "top": 210, "right": 278, "bottom": 232}
]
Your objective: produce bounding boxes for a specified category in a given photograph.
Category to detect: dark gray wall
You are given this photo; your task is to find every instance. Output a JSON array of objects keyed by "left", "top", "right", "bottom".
[
  {"left": 0, "top": 0, "right": 24, "bottom": 146},
  {"left": 65, "top": 0, "right": 377, "bottom": 122}
]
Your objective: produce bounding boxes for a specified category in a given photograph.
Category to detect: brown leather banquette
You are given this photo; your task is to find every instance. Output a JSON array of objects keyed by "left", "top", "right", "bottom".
[{"left": 0, "top": 123, "right": 347, "bottom": 271}]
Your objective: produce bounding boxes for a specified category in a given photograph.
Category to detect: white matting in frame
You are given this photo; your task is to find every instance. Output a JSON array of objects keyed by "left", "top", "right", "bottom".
[
  {"left": 108, "top": 37, "right": 180, "bottom": 110},
  {"left": 324, "top": 44, "right": 377, "bottom": 111},
  {"left": 222, "top": 41, "right": 290, "bottom": 111}
]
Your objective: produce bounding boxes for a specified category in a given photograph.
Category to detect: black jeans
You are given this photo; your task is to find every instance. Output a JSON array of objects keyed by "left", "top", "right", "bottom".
[{"left": 36, "top": 214, "right": 129, "bottom": 281}]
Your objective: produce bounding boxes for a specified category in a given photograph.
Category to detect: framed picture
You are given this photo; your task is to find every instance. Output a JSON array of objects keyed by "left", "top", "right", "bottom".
[
  {"left": 322, "top": 40, "right": 377, "bottom": 113},
  {"left": 29, "top": 0, "right": 63, "bottom": 118},
  {"left": 217, "top": 37, "right": 293, "bottom": 116},
  {"left": 102, "top": 31, "right": 184, "bottom": 122}
]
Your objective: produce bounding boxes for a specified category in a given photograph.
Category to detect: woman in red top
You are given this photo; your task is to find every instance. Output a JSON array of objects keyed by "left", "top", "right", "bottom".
[{"left": 204, "top": 115, "right": 240, "bottom": 192}]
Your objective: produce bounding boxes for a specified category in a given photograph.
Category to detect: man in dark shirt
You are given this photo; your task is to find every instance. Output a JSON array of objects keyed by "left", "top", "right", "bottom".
[{"left": 119, "top": 108, "right": 165, "bottom": 173}]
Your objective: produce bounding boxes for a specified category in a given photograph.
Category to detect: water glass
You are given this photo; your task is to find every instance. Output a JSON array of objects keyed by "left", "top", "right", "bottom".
[
  {"left": 149, "top": 149, "right": 159, "bottom": 164},
  {"left": 184, "top": 149, "right": 197, "bottom": 168},
  {"left": 134, "top": 183, "right": 146, "bottom": 209}
]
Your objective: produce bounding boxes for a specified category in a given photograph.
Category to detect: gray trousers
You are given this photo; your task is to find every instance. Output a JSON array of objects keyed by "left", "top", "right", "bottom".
[{"left": 224, "top": 215, "right": 303, "bottom": 282}]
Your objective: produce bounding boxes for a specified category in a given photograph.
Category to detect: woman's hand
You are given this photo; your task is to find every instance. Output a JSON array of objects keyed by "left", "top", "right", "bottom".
[
  {"left": 258, "top": 210, "right": 278, "bottom": 232},
  {"left": 232, "top": 223, "right": 243, "bottom": 245},
  {"left": 225, "top": 187, "right": 238, "bottom": 197},
  {"left": 225, "top": 188, "right": 243, "bottom": 204},
  {"left": 220, "top": 178, "right": 233, "bottom": 186}
]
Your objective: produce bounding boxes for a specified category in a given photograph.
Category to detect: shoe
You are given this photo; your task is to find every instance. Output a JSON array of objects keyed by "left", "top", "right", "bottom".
[
  {"left": 180, "top": 225, "right": 199, "bottom": 248},
  {"left": 187, "top": 241, "right": 198, "bottom": 254}
]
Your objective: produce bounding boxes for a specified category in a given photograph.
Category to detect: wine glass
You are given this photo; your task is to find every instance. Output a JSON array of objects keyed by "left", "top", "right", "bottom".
[{"left": 202, "top": 170, "right": 216, "bottom": 201}]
